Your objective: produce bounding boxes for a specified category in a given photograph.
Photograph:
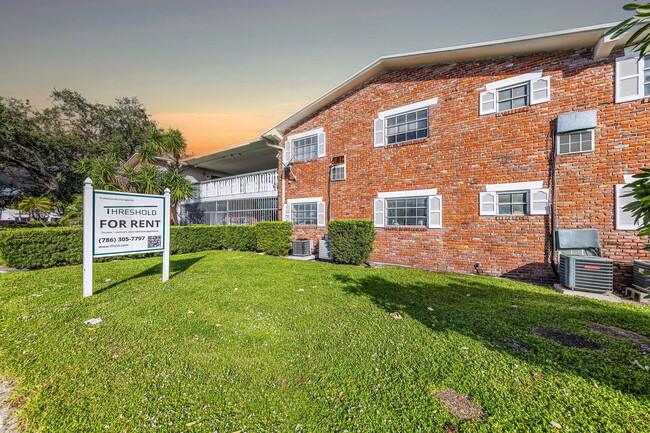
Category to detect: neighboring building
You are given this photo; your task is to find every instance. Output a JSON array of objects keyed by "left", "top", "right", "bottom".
[
  {"left": 179, "top": 138, "right": 279, "bottom": 225},
  {"left": 259, "top": 23, "right": 650, "bottom": 286}
]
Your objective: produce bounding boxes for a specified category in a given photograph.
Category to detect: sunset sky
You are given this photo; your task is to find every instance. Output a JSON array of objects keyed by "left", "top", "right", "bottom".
[{"left": 1, "top": 1, "right": 628, "bottom": 156}]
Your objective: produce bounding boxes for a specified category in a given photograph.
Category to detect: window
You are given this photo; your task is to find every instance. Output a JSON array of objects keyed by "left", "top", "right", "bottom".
[
  {"left": 283, "top": 197, "right": 326, "bottom": 227},
  {"left": 292, "top": 203, "right": 317, "bottom": 226},
  {"left": 497, "top": 83, "right": 529, "bottom": 112},
  {"left": 283, "top": 128, "right": 326, "bottom": 164},
  {"left": 373, "top": 97, "right": 438, "bottom": 147},
  {"left": 497, "top": 191, "right": 528, "bottom": 215},
  {"left": 557, "top": 130, "right": 594, "bottom": 155},
  {"left": 331, "top": 163, "right": 345, "bottom": 181},
  {"left": 386, "top": 109, "right": 428, "bottom": 145},
  {"left": 480, "top": 181, "right": 549, "bottom": 216},
  {"left": 374, "top": 189, "right": 442, "bottom": 228},
  {"left": 615, "top": 53, "right": 650, "bottom": 102},
  {"left": 480, "top": 71, "right": 550, "bottom": 115}
]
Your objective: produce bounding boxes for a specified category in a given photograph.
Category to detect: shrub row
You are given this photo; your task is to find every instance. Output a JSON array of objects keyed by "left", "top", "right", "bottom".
[
  {"left": 328, "top": 219, "right": 376, "bottom": 265},
  {"left": 0, "top": 222, "right": 292, "bottom": 269}
]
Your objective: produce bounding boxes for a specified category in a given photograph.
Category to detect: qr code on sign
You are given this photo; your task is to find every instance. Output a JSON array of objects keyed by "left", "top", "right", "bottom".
[{"left": 148, "top": 236, "right": 161, "bottom": 248}]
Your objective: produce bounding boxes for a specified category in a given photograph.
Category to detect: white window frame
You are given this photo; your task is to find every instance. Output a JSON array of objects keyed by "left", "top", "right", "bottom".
[
  {"left": 479, "top": 181, "right": 549, "bottom": 216},
  {"left": 615, "top": 52, "right": 649, "bottom": 103},
  {"left": 616, "top": 175, "right": 640, "bottom": 230},
  {"left": 373, "top": 97, "right": 438, "bottom": 148},
  {"left": 330, "top": 163, "right": 345, "bottom": 181},
  {"left": 283, "top": 127, "right": 326, "bottom": 164},
  {"left": 556, "top": 129, "right": 595, "bottom": 155},
  {"left": 374, "top": 188, "right": 442, "bottom": 228},
  {"left": 284, "top": 197, "right": 326, "bottom": 227},
  {"left": 479, "top": 71, "right": 550, "bottom": 115}
]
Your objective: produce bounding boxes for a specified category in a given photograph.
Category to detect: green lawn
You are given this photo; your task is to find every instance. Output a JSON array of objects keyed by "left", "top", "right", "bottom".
[{"left": 1, "top": 251, "right": 649, "bottom": 432}]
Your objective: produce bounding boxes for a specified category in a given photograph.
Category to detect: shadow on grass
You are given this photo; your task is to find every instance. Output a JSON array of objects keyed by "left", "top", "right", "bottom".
[
  {"left": 333, "top": 272, "right": 650, "bottom": 396},
  {"left": 95, "top": 255, "right": 205, "bottom": 295}
]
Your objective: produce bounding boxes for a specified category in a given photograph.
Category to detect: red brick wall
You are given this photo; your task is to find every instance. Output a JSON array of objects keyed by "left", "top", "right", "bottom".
[{"left": 280, "top": 48, "right": 650, "bottom": 288}]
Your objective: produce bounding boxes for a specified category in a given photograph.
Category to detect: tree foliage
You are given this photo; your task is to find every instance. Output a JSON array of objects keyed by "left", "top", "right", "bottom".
[
  {"left": 0, "top": 90, "right": 158, "bottom": 203},
  {"left": 17, "top": 196, "right": 55, "bottom": 226},
  {"left": 607, "top": 2, "right": 650, "bottom": 57}
]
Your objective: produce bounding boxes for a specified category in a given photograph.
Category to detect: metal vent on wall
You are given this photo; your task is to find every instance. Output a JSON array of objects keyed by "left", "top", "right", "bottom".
[
  {"left": 292, "top": 239, "right": 313, "bottom": 256},
  {"left": 559, "top": 255, "right": 613, "bottom": 293},
  {"left": 633, "top": 260, "right": 650, "bottom": 293}
]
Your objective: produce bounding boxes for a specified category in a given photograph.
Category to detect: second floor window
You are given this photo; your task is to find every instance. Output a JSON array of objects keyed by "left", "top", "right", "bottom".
[
  {"left": 497, "top": 84, "right": 529, "bottom": 112},
  {"left": 293, "top": 135, "right": 318, "bottom": 162},
  {"left": 386, "top": 109, "right": 428, "bottom": 145}
]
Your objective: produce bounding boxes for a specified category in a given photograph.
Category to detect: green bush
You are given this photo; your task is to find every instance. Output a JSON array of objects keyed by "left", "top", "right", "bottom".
[
  {"left": 255, "top": 221, "right": 292, "bottom": 256},
  {"left": 327, "top": 219, "right": 376, "bottom": 265},
  {"left": 0, "top": 224, "right": 269, "bottom": 269},
  {"left": 0, "top": 227, "right": 83, "bottom": 269}
]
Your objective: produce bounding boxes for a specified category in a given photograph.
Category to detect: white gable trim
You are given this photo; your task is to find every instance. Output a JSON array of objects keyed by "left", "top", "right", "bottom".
[
  {"left": 484, "top": 71, "right": 543, "bottom": 90},
  {"left": 287, "top": 196, "right": 323, "bottom": 204},
  {"left": 485, "top": 181, "right": 543, "bottom": 192},
  {"left": 378, "top": 97, "right": 439, "bottom": 119},
  {"left": 623, "top": 174, "right": 635, "bottom": 184},
  {"left": 378, "top": 188, "right": 438, "bottom": 198},
  {"left": 287, "top": 127, "right": 324, "bottom": 142}
]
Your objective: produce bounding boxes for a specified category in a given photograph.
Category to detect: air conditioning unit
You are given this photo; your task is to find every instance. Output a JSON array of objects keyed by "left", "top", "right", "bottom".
[
  {"left": 291, "top": 239, "right": 313, "bottom": 256},
  {"left": 632, "top": 260, "right": 650, "bottom": 293},
  {"left": 318, "top": 237, "right": 333, "bottom": 260},
  {"left": 559, "top": 255, "right": 613, "bottom": 293}
]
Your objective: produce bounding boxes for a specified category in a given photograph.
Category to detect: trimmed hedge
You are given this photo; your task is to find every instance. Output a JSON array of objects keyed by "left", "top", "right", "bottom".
[
  {"left": 0, "top": 222, "right": 291, "bottom": 269},
  {"left": 255, "top": 221, "right": 293, "bottom": 256},
  {"left": 327, "top": 219, "right": 376, "bottom": 265}
]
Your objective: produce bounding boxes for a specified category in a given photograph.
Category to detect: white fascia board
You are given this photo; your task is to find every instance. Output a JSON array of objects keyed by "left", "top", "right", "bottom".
[
  {"left": 485, "top": 181, "right": 543, "bottom": 192},
  {"left": 484, "top": 71, "right": 543, "bottom": 90},
  {"left": 378, "top": 97, "right": 439, "bottom": 119},
  {"left": 378, "top": 188, "right": 438, "bottom": 198},
  {"left": 623, "top": 174, "right": 635, "bottom": 184},
  {"left": 287, "top": 127, "right": 324, "bottom": 142},
  {"left": 287, "top": 196, "right": 323, "bottom": 204}
]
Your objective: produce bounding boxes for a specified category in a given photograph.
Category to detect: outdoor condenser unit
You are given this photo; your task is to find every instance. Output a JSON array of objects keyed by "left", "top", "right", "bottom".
[
  {"left": 318, "top": 236, "right": 333, "bottom": 261},
  {"left": 632, "top": 260, "right": 650, "bottom": 293},
  {"left": 291, "top": 239, "right": 313, "bottom": 256},
  {"left": 558, "top": 255, "right": 613, "bottom": 293}
]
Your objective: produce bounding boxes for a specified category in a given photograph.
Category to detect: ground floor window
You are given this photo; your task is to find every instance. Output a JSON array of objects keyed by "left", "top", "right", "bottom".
[
  {"left": 180, "top": 198, "right": 277, "bottom": 226},
  {"left": 497, "top": 191, "right": 528, "bottom": 215},
  {"left": 292, "top": 202, "right": 318, "bottom": 226},
  {"left": 386, "top": 197, "right": 428, "bottom": 226}
]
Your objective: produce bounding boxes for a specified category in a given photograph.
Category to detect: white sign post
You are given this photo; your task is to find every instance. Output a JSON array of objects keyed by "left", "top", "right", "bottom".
[{"left": 82, "top": 178, "right": 170, "bottom": 297}]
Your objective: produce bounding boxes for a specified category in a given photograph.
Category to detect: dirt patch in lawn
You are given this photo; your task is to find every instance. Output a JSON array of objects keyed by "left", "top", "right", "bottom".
[
  {"left": 0, "top": 377, "right": 20, "bottom": 433},
  {"left": 532, "top": 327, "right": 602, "bottom": 351},
  {"left": 634, "top": 343, "right": 650, "bottom": 355},
  {"left": 432, "top": 388, "right": 485, "bottom": 421},
  {"left": 587, "top": 323, "right": 648, "bottom": 343}
]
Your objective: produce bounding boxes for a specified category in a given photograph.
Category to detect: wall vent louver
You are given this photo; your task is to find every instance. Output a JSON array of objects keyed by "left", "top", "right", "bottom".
[
  {"left": 559, "top": 255, "right": 613, "bottom": 293},
  {"left": 632, "top": 260, "right": 650, "bottom": 293},
  {"left": 292, "top": 239, "right": 313, "bottom": 256}
]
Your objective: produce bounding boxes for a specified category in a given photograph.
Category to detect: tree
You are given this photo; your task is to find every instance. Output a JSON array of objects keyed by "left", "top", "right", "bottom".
[
  {"left": 17, "top": 196, "right": 55, "bottom": 226},
  {"left": 0, "top": 90, "right": 158, "bottom": 203},
  {"left": 607, "top": 2, "right": 650, "bottom": 57},
  {"left": 59, "top": 195, "right": 83, "bottom": 226}
]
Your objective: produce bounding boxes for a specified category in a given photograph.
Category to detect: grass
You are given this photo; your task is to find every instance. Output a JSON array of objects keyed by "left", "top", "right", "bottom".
[{"left": 0, "top": 250, "right": 649, "bottom": 432}]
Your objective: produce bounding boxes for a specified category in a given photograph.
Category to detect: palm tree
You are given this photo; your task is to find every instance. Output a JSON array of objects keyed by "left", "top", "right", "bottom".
[
  {"left": 17, "top": 196, "right": 56, "bottom": 226},
  {"left": 607, "top": 2, "right": 650, "bottom": 57}
]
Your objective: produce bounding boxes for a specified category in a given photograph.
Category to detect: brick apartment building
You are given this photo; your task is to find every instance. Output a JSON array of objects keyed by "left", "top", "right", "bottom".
[{"left": 258, "top": 23, "right": 649, "bottom": 286}]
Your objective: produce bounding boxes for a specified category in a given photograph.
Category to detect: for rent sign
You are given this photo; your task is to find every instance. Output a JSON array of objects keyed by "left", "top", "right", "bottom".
[
  {"left": 83, "top": 179, "right": 171, "bottom": 297},
  {"left": 93, "top": 191, "right": 165, "bottom": 257}
]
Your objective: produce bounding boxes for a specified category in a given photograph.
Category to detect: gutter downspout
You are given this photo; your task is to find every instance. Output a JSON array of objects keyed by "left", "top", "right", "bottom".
[{"left": 550, "top": 128, "right": 559, "bottom": 278}]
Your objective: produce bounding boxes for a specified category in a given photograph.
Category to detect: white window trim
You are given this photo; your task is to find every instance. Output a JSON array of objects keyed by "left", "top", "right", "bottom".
[
  {"left": 287, "top": 197, "right": 323, "bottom": 204},
  {"left": 484, "top": 71, "right": 543, "bottom": 91},
  {"left": 556, "top": 129, "right": 595, "bottom": 155},
  {"left": 615, "top": 53, "right": 647, "bottom": 103},
  {"left": 378, "top": 188, "right": 438, "bottom": 198},
  {"left": 374, "top": 189, "right": 442, "bottom": 228},
  {"left": 374, "top": 98, "right": 438, "bottom": 148},
  {"left": 485, "top": 181, "right": 543, "bottom": 192},
  {"left": 287, "top": 127, "right": 324, "bottom": 142},
  {"left": 377, "top": 97, "right": 439, "bottom": 119}
]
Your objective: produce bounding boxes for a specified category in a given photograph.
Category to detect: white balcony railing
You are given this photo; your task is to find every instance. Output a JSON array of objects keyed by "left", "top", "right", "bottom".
[{"left": 192, "top": 169, "right": 277, "bottom": 201}]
